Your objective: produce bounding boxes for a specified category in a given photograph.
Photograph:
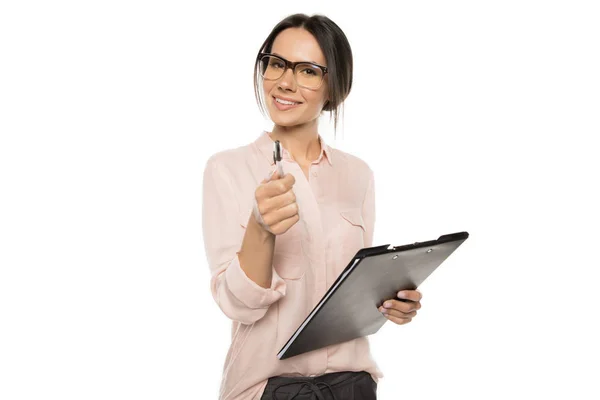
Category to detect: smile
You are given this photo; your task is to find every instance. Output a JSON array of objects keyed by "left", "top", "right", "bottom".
[
  {"left": 274, "top": 97, "right": 301, "bottom": 105},
  {"left": 273, "top": 96, "right": 302, "bottom": 111}
]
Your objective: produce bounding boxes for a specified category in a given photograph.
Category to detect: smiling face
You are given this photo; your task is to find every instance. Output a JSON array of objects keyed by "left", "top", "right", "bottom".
[{"left": 263, "top": 28, "right": 329, "bottom": 128}]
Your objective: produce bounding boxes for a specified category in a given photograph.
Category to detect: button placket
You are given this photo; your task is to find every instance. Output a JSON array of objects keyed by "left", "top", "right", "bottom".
[{"left": 309, "top": 166, "right": 320, "bottom": 199}]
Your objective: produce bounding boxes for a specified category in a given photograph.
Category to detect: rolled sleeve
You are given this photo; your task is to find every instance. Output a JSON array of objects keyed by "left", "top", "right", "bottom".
[
  {"left": 202, "top": 155, "right": 287, "bottom": 325},
  {"left": 224, "top": 252, "right": 286, "bottom": 309}
]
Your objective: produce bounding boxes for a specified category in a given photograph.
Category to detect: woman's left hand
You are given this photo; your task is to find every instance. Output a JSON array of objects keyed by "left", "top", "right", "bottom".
[{"left": 378, "top": 290, "right": 422, "bottom": 325}]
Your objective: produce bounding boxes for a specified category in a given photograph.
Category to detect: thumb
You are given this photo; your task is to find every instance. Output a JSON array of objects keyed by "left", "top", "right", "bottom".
[{"left": 262, "top": 167, "right": 280, "bottom": 183}]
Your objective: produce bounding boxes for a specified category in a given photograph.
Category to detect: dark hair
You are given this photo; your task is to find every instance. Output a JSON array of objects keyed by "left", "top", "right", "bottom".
[{"left": 253, "top": 13, "right": 353, "bottom": 137}]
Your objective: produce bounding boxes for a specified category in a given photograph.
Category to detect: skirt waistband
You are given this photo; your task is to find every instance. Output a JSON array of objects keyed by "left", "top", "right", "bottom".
[{"left": 261, "top": 371, "right": 374, "bottom": 399}]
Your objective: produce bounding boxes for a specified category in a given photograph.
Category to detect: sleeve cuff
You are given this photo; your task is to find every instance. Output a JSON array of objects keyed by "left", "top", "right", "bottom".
[{"left": 224, "top": 252, "right": 287, "bottom": 309}]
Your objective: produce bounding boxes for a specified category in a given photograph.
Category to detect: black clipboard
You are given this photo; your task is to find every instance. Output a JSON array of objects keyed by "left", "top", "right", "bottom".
[{"left": 277, "top": 231, "right": 469, "bottom": 360}]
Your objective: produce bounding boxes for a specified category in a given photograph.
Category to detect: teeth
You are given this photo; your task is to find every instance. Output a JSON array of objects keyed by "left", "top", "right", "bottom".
[{"left": 275, "top": 97, "right": 299, "bottom": 105}]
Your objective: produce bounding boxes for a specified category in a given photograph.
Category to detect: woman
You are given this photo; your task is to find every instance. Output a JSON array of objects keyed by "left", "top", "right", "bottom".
[{"left": 202, "top": 13, "right": 423, "bottom": 400}]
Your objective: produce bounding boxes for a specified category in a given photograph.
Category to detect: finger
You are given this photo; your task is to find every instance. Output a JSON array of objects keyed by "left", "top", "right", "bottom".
[
  {"left": 381, "top": 299, "right": 417, "bottom": 314},
  {"left": 270, "top": 213, "right": 300, "bottom": 234},
  {"left": 278, "top": 173, "right": 296, "bottom": 191},
  {"left": 260, "top": 191, "right": 298, "bottom": 223},
  {"left": 397, "top": 290, "right": 422, "bottom": 302},
  {"left": 384, "top": 314, "right": 412, "bottom": 325},
  {"left": 262, "top": 174, "right": 295, "bottom": 197},
  {"left": 380, "top": 307, "right": 417, "bottom": 319},
  {"left": 378, "top": 303, "right": 421, "bottom": 317},
  {"left": 271, "top": 169, "right": 282, "bottom": 180},
  {"left": 378, "top": 302, "right": 417, "bottom": 316},
  {"left": 262, "top": 201, "right": 299, "bottom": 227},
  {"left": 257, "top": 179, "right": 285, "bottom": 198},
  {"left": 259, "top": 189, "right": 296, "bottom": 216},
  {"left": 264, "top": 170, "right": 293, "bottom": 185},
  {"left": 261, "top": 168, "right": 279, "bottom": 183}
]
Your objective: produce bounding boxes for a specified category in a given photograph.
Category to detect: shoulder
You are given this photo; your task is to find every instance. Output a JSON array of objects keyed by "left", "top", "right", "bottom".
[
  {"left": 204, "top": 142, "right": 253, "bottom": 177},
  {"left": 330, "top": 147, "right": 374, "bottom": 180}
]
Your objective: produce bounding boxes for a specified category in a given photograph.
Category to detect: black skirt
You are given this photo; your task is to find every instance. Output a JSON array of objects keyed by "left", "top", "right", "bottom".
[{"left": 260, "top": 370, "right": 377, "bottom": 400}]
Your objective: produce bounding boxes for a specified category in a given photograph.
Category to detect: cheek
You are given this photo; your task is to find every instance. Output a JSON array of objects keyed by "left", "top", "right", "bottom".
[
  {"left": 263, "top": 82, "right": 274, "bottom": 98},
  {"left": 300, "top": 89, "right": 327, "bottom": 111}
]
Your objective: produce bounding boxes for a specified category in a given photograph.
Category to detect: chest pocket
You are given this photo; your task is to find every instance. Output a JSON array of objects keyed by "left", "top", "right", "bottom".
[
  {"left": 336, "top": 208, "right": 366, "bottom": 265},
  {"left": 239, "top": 207, "right": 306, "bottom": 280}
]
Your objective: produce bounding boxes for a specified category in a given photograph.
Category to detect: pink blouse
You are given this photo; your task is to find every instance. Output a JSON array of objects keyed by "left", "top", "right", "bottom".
[{"left": 202, "top": 130, "right": 382, "bottom": 400}]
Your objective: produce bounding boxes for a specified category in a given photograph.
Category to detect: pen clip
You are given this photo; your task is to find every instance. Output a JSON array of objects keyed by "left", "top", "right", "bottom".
[{"left": 273, "top": 140, "right": 282, "bottom": 163}]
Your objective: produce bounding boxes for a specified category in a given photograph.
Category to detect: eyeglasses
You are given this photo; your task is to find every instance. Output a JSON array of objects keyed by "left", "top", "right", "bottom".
[{"left": 257, "top": 52, "right": 328, "bottom": 90}]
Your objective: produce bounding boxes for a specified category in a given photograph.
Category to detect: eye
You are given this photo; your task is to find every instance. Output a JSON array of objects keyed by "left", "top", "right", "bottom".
[
  {"left": 269, "top": 60, "right": 284, "bottom": 69},
  {"left": 300, "top": 68, "right": 317, "bottom": 76}
]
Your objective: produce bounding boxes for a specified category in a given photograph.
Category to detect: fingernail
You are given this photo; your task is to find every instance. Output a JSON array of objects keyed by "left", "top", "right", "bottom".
[
  {"left": 384, "top": 301, "right": 392, "bottom": 308},
  {"left": 397, "top": 291, "right": 407, "bottom": 299},
  {"left": 264, "top": 170, "right": 275, "bottom": 180}
]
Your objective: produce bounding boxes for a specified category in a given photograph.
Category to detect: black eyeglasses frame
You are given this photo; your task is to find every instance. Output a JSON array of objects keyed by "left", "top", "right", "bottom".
[{"left": 257, "top": 52, "right": 328, "bottom": 89}]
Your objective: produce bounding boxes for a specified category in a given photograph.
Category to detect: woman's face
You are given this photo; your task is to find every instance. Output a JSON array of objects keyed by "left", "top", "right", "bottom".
[{"left": 263, "top": 28, "right": 329, "bottom": 128}]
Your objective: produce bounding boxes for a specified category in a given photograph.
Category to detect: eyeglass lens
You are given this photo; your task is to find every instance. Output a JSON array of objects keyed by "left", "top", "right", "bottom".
[{"left": 259, "top": 55, "right": 323, "bottom": 89}]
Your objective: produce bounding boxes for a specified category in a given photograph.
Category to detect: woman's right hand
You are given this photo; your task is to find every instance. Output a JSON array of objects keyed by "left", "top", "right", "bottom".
[{"left": 253, "top": 169, "right": 300, "bottom": 236}]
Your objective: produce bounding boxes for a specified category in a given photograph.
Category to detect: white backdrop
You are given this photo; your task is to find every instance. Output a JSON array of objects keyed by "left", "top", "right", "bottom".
[{"left": 1, "top": 1, "right": 599, "bottom": 399}]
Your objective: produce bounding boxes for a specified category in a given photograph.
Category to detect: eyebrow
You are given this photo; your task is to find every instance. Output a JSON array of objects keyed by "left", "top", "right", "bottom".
[{"left": 272, "top": 52, "right": 321, "bottom": 65}]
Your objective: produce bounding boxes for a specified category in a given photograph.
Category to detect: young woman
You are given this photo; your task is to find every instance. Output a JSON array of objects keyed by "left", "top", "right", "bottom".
[{"left": 202, "top": 13, "right": 423, "bottom": 400}]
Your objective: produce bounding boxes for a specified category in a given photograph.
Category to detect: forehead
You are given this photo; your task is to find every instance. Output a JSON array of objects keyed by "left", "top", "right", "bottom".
[{"left": 271, "top": 28, "right": 326, "bottom": 65}]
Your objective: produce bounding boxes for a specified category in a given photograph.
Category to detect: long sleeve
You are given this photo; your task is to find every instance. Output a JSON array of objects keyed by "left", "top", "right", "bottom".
[
  {"left": 202, "top": 156, "right": 286, "bottom": 325},
  {"left": 362, "top": 168, "right": 375, "bottom": 248}
]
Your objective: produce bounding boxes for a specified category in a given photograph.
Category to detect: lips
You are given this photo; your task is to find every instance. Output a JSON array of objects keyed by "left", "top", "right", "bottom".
[
  {"left": 273, "top": 96, "right": 302, "bottom": 105},
  {"left": 272, "top": 96, "right": 302, "bottom": 111}
]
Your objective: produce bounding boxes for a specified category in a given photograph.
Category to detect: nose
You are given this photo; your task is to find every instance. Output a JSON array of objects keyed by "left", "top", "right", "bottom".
[{"left": 277, "top": 67, "right": 296, "bottom": 91}]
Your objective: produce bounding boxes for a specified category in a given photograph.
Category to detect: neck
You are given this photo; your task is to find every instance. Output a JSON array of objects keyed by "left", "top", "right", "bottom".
[{"left": 270, "top": 121, "right": 321, "bottom": 164}]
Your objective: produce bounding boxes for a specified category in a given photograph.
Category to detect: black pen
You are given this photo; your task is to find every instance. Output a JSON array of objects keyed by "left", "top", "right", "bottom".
[{"left": 273, "top": 140, "right": 284, "bottom": 178}]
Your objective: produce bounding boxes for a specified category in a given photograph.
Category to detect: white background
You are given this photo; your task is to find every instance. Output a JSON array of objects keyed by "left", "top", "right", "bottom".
[{"left": 1, "top": 1, "right": 599, "bottom": 399}]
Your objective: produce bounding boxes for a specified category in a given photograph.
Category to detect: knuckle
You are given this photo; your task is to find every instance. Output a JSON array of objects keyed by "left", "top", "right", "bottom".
[{"left": 262, "top": 214, "right": 271, "bottom": 226}]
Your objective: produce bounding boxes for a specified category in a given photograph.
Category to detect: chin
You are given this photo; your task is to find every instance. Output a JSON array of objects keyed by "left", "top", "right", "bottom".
[
  {"left": 272, "top": 118, "right": 302, "bottom": 127},
  {"left": 269, "top": 112, "right": 318, "bottom": 129},
  {"left": 267, "top": 112, "right": 300, "bottom": 127}
]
